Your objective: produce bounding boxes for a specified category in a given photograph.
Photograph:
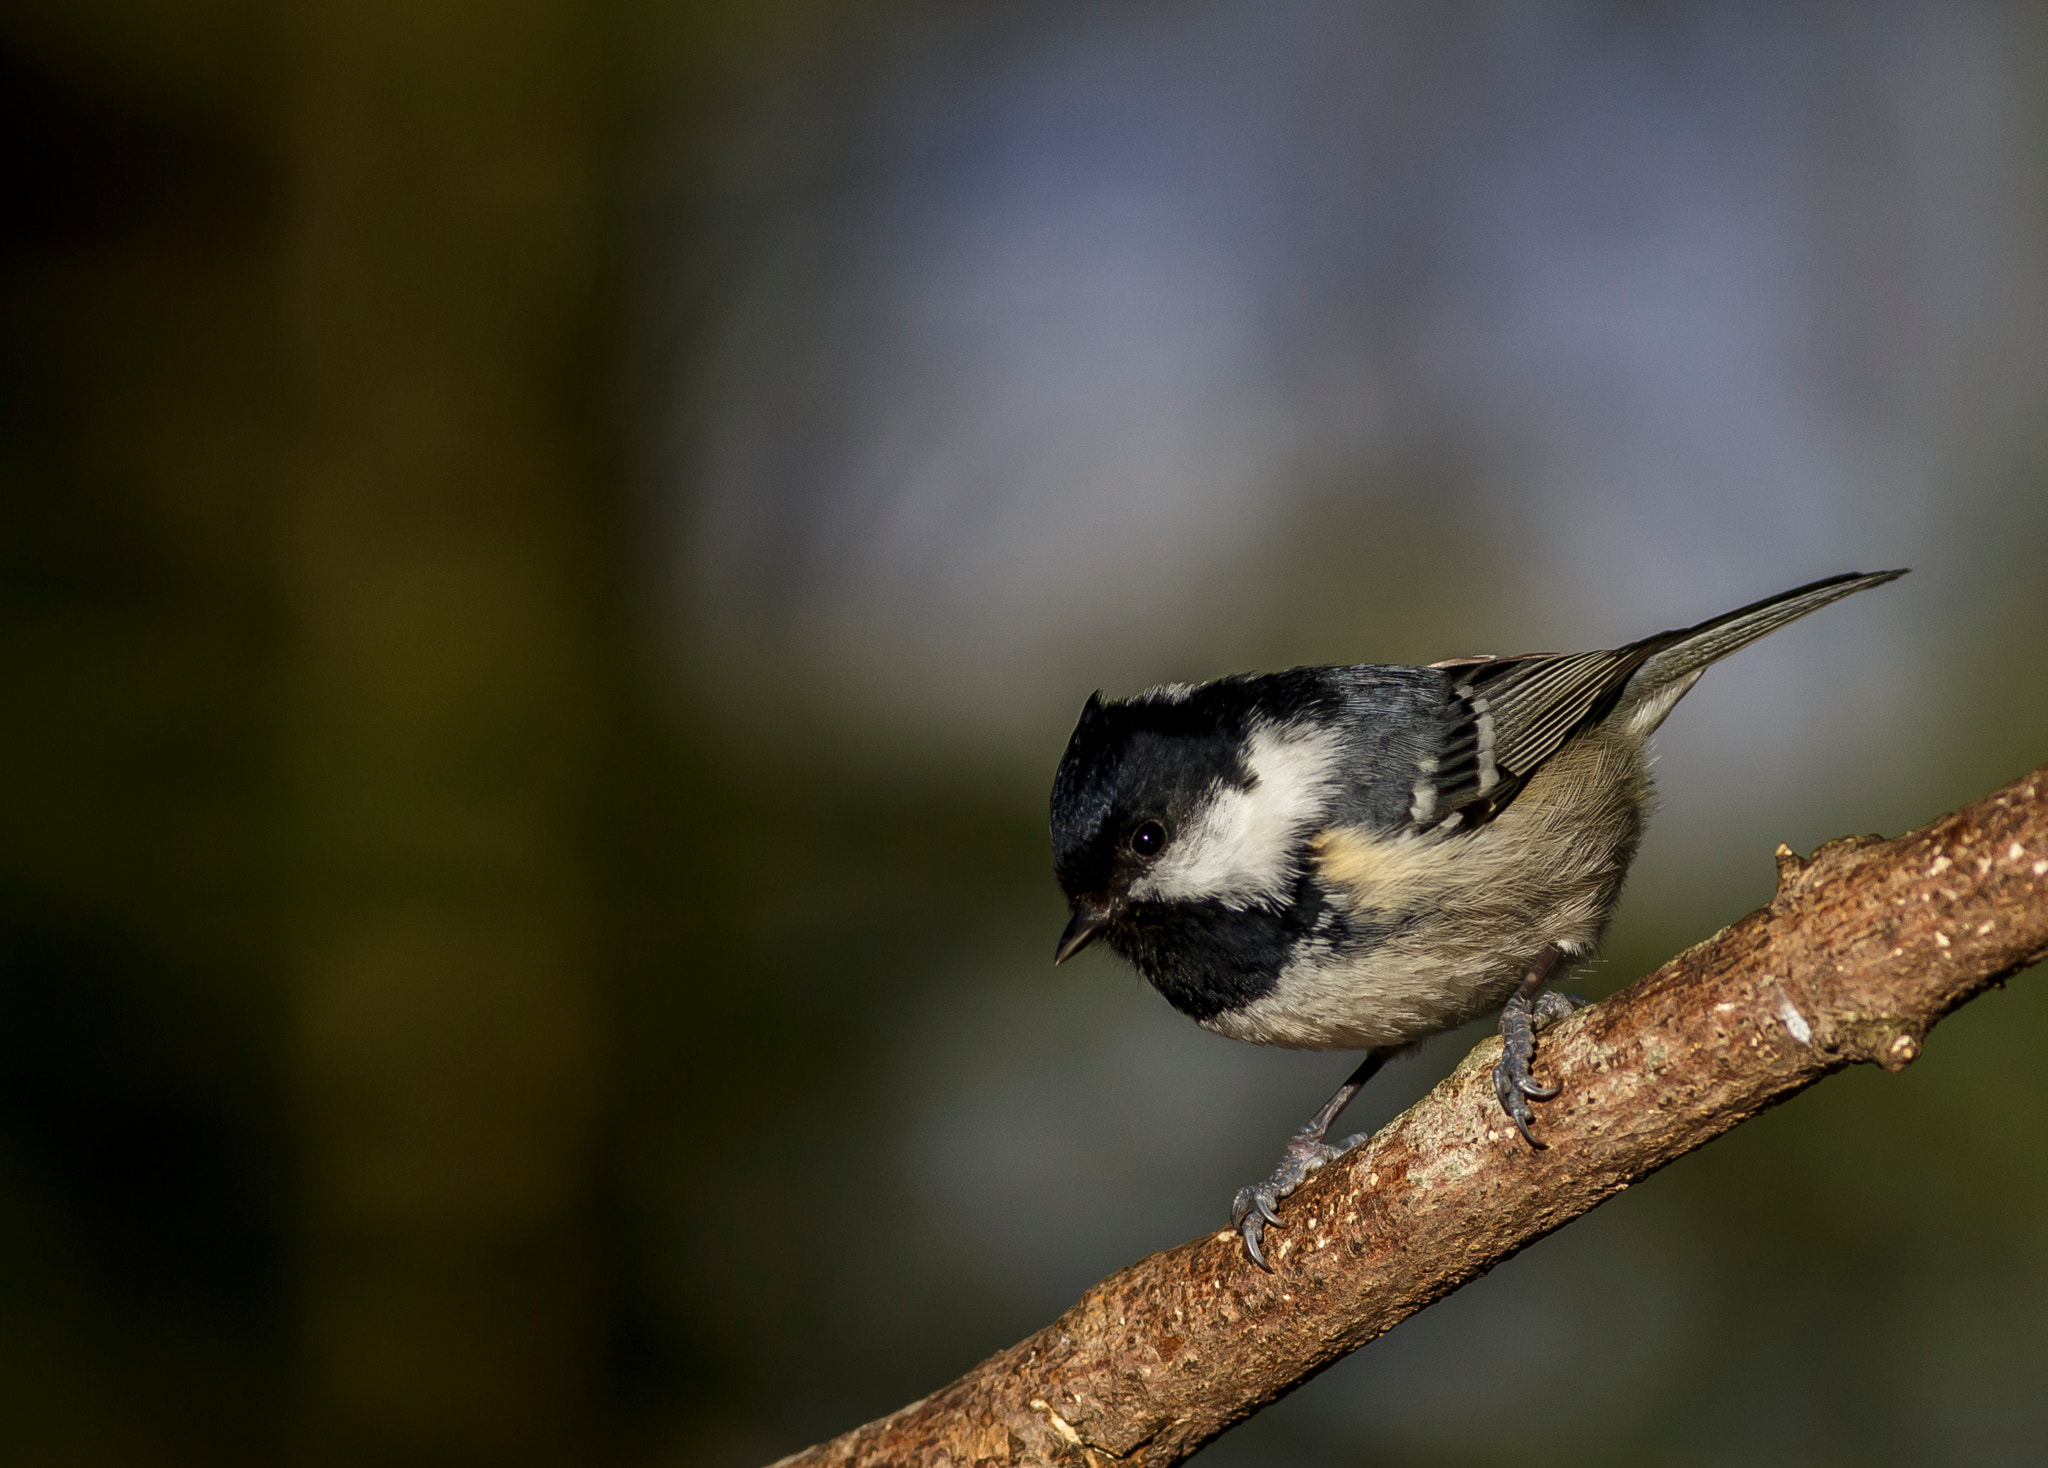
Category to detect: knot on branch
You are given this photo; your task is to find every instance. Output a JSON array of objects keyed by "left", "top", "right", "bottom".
[
  {"left": 1771, "top": 832, "right": 1887, "bottom": 906},
  {"left": 1826, "top": 1016, "right": 1926, "bottom": 1072}
]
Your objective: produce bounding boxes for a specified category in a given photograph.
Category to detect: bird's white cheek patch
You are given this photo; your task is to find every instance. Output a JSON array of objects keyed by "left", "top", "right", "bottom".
[{"left": 1133, "top": 721, "right": 1342, "bottom": 906}]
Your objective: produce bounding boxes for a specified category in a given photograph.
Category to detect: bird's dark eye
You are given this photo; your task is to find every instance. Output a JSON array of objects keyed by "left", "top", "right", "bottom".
[{"left": 1129, "top": 820, "right": 1167, "bottom": 858}]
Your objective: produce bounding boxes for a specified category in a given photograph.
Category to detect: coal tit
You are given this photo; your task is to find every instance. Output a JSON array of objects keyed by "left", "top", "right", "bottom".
[{"left": 1050, "top": 569, "right": 1905, "bottom": 1267}]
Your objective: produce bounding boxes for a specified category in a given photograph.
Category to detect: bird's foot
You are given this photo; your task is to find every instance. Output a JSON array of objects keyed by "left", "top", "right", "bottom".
[
  {"left": 1493, "top": 989, "right": 1589, "bottom": 1146},
  {"left": 1230, "top": 1126, "right": 1367, "bottom": 1271}
]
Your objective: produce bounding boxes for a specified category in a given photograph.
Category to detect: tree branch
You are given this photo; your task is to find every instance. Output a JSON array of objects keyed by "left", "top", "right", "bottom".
[{"left": 774, "top": 765, "right": 2048, "bottom": 1468}]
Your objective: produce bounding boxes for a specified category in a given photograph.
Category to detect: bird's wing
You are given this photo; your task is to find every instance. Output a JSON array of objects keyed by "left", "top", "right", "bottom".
[
  {"left": 1409, "top": 569, "right": 1907, "bottom": 831},
  {"left": 1407, "top": 647, "right": 1657, "bottom": 829}
]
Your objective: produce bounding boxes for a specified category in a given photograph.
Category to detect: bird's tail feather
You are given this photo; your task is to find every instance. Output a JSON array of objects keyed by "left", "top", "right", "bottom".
[{"left": 1626, "top": 567, "right": 1907, "bottom": 709}]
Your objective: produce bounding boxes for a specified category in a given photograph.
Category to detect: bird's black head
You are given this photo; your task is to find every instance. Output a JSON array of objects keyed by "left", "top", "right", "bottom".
[
  {"left": 1048, "top": 672, "right": 1351, "bottom": 1011},
  {"left": 1050, "top": 686, "right": 1245, "bottom": 919}
]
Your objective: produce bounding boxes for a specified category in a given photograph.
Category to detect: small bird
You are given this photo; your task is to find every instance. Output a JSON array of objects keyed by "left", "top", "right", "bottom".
[{"left": 1049, "top": 569, "right": 1905, "bottom": 1268}]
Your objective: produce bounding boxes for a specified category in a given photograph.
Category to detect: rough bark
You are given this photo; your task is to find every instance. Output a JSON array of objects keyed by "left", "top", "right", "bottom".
[{"left": 774, "top": 765, "right": 2048, "bottom": 1468}]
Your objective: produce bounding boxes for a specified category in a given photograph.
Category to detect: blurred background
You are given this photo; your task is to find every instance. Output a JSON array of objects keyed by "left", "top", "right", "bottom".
[{"left": 3, "top": 1, "right": 2046, "bottom": 1465}]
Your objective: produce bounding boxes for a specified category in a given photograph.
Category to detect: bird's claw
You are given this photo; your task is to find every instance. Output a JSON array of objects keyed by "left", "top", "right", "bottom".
[
  {"left": 1230, "top": 1129, "right": 1367, "bottom": 1271},
  {"left": 1494, "top": 988, "right": 1590, "bottom": 1147},
  {"left": 1492, "top": 1059, "right": 1547, "bottom": 1146},
  {"left": 1533, "top": 990, "right": 1591, "bottom": 1027},
  {"left": 1229, "top": 1186, "right": 1284, "bottom": 1269},
  {"left": 1243, "top": 1189, "right": 1282, "bottom": 1227}
]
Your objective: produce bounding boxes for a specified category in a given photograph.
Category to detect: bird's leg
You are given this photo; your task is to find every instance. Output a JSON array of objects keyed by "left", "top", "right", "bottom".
[
  {"left": 1230, "top": 1049, "right": 1391, "bottom": 1271},
  {"left": 1492, "top": 945, "right": 1589, "bottom": 1146}
]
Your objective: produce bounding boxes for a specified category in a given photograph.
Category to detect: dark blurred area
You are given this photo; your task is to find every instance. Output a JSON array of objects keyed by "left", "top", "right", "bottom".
[{"left": 2, "top": 2, "right": 2046, "bottom": 1465}]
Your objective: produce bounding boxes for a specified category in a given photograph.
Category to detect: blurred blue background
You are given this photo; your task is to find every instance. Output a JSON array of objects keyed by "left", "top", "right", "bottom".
[{"left": 3, "top": 1, "right": 2045, "bottom": 1465}]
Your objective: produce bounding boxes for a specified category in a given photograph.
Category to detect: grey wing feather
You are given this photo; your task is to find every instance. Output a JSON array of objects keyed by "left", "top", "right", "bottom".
[
  {"left": 1415, "top": 647, "right": 1655, "bottom": 824},
  {"left": 1408, "top": 568, "right": 1906, "bottom": 831}
]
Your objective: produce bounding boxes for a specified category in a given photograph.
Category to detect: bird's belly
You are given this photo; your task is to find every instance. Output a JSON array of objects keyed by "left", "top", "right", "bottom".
[{"left": 1199, "top": 941, "right": 1534, "bottom": 1050}]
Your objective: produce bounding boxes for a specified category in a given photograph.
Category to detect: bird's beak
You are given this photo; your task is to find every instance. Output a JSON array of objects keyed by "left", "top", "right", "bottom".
[{"left": 1054, "top": 902, "right": 1113, "bottom": 964}]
